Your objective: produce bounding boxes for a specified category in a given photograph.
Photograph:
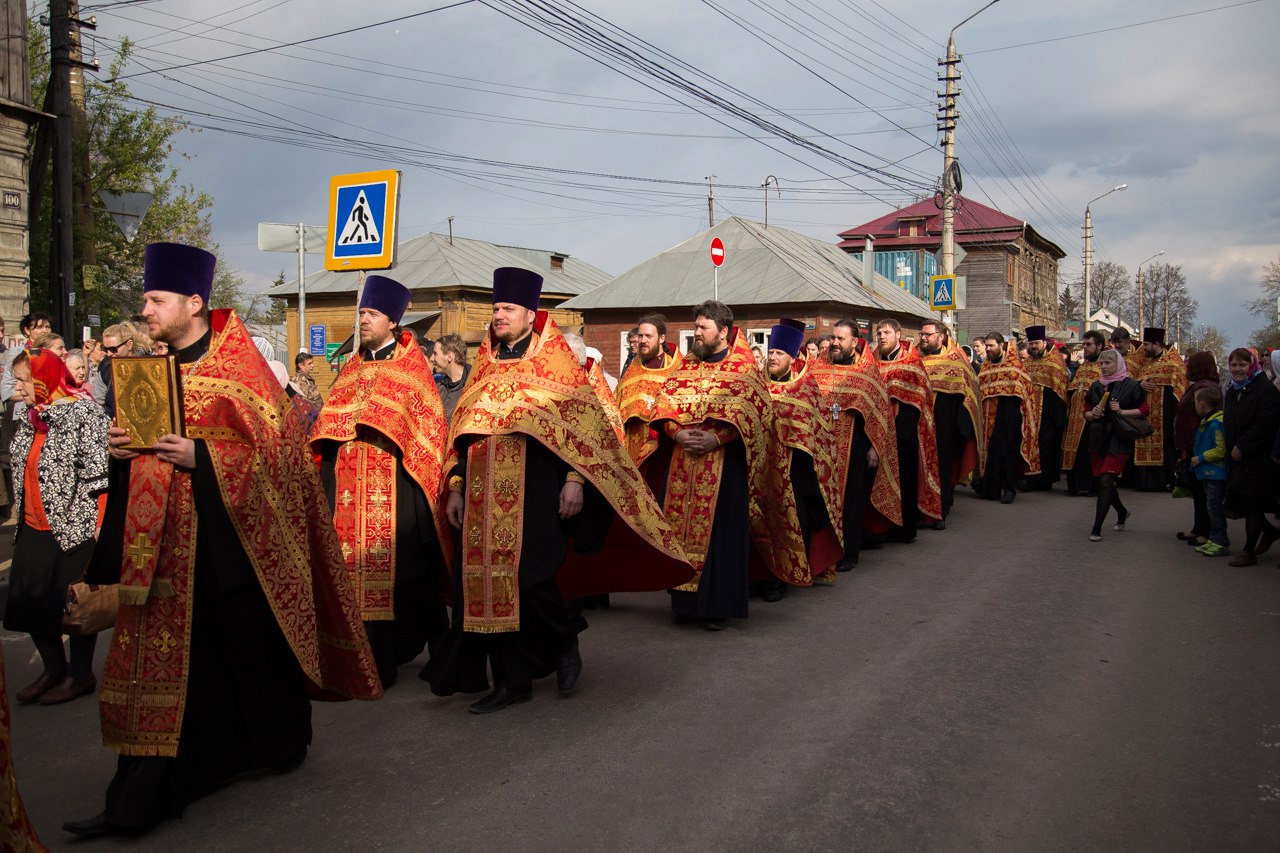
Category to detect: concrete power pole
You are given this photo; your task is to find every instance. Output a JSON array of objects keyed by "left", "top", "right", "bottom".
[
  {"left": 705, "top": 175, "right": 716, "bottom": 229},
  {"left": 1082, "top": 207, "right": 1093, "bottom": 332}
]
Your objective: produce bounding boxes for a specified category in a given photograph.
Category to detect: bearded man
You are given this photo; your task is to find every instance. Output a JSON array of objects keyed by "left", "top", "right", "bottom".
[
  {"left": 1129, "top": 327, "right": 1187, "bottom": 491},
  {"left": 918, "top": 321, "right": 982, "bottom": 525},
  {"left": 1022, "top": 326, "right": 1070, "bottom": 491},
  {"left": 1063, "top": 330, "right": 1106, "bottom": 496},
  {"left": 615, "top": 313, "right": 680, "bottom": 470},
  {"left": 873, "top": 318, "right": 941, "bottom": 539},
  {"left": 976, "top": 333, "right": 1039, "bottom": 504},
  {"left": 66, "top": 243, "right": 379, "bottom": 837}
]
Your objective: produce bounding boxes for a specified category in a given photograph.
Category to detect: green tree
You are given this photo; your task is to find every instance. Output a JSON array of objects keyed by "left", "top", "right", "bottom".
[
  {"left": 240, "top": 271, "right": 287, "bottom": 326},
  {"left": 28, "top": 29, "right": 222, "bottom": 327}
]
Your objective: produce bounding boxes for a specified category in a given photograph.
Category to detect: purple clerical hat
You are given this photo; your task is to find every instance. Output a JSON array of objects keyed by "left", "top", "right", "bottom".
[
  {"left": 1142, "top": 327, "right": 1165, "bottom": 345},
  {"left": 780, "top": 318, "right": 807, "bottom": 332},
  {"left": 359, "top": 275, "right": 411, "bottom": 324},
  {"left": 492, "top": 267, "right": 543, "bottom": 311},
  {"left": 1024, "top": 325, "right": 1047, "bottom": 341},
  {"left": 770, "top": 321, "right": 804, "bottom": 358},
  {"left": 143, "top": 242, "right": 216, "bottom": 303}
]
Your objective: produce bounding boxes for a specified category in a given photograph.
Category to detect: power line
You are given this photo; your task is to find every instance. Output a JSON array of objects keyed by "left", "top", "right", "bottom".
[{"left": 108, "top": 0, "right": 479, "bottom": 81}]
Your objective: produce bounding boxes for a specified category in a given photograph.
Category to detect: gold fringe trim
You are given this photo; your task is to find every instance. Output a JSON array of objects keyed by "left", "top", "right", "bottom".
[
  {"left": 117, "top": 586, "right": 150, "bottom": 605},
  {"left": 463, "top": 624, "right": 521, "bottom": 634}
]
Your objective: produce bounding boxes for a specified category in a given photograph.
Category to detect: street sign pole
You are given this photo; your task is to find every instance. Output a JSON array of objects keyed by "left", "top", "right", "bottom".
[
  {"left": 298, "top": 223, "right": 307, "bottom": 354},
  {"left": 709, "top": 236, "right": 725, "bottom": 301},
  {"left": 714, "top": 266, "right": 719, "bottom": 301}
]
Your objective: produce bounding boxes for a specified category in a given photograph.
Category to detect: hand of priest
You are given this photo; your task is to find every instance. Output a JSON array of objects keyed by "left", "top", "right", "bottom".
[
  {"left": 107, "top": 426, "right": 140, "bottom": 461},
  {"left": 446, "top": 491, "right": 464, "bottom": 528},
  {"left": 1231, "top": 446, "right": 1242, "bottom": 462},
  {"left": 154, "top": 434, "right": 196, "bottom": 471},
  {"left": 559, "top": 480, "right": 584, "bottom": 519},
  {"left": 867, "top": 447, "right": 879, "bottom": 469},
  {"left": 1140, "top": 379, "right": 1155, "bottom": 392}
]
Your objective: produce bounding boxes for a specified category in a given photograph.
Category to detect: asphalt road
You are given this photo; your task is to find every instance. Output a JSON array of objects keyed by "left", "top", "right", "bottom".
[{"left": 5, "top": 485, "right": 1280, "bottom": 851}]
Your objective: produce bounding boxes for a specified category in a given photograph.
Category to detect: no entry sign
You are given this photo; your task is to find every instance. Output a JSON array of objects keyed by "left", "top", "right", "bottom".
[{"left": 710, "top": 237, "right": 725, "bottom": 267}]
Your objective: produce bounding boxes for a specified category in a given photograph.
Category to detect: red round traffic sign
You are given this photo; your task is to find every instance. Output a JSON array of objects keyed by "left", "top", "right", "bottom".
[{"left": 710, "top": 237, "right": 725, "bottom": 267}]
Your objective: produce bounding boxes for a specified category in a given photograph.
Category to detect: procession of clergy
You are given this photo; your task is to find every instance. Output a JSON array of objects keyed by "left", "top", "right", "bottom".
[{"left": 2, "top": 240, "right": 1188, "bottom": 841}]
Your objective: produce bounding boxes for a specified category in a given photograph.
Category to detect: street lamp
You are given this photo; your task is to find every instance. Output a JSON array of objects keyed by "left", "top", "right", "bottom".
[
  {"left": 1136, "top": 250, "right": 1164, "bottom": 330},
  {"left": 1082, "top": 183, "right": 1127, "bottom": 333}
]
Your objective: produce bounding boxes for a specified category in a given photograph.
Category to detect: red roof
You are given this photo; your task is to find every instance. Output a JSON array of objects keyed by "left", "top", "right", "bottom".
[{"left": 837, "top": 194, "right": 1065, "bottom": 259}]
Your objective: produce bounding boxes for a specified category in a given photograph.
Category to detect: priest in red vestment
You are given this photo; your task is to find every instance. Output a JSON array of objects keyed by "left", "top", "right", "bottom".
[
  {"left": 919, "top": 320, "right": 982, "bottom": 525},
  {"left": 976, "top": 332, "right": 1040, "bottom": 504},
  {"left": 65, "top": 243, "right": 380, "bottom": 838},
  {"left": 874, "top": 319, "right": 942, "bottom": 539}
]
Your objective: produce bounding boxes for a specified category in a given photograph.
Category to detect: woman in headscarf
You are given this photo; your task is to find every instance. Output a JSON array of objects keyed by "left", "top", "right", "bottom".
[
  {"left": 1174, "top": 351, "right": 1221, "bottom": 546},
  {"left": 1222, "top": 347, "right": 1280, "bottom": 566},
  {"left": 3, "top": 348, "right": 111, "bottom": 705},
  {"left": 1083, "top": 348, "right": 1146, "bottom": 542}
]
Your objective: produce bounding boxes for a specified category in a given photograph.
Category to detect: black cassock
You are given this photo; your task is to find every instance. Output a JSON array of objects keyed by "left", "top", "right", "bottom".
[
  {"left": 977, "top": 396, "right": 1024, "bottom": 500},
  {"left": 1029, "top": 387, "right": 1067, "bottom": 489},
  {"left": 1132, "top": 386, "right": 1179, "bottom": 491},
  {"left": 932, "top": 391, "right": 975, "bottom": 519},
  {"left": 840, "top": 412, "right": 873, "bottom": 565}
]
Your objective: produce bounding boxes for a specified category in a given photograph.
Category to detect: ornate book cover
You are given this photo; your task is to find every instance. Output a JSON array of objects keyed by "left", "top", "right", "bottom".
[{"left": 112, "top": 355, "right": 185, "bottom": 449}]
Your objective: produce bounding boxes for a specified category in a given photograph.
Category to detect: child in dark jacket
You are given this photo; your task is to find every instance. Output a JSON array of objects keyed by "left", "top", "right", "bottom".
[{"left": 1191, "top": 386, "right": 1229, "bottom": 556}]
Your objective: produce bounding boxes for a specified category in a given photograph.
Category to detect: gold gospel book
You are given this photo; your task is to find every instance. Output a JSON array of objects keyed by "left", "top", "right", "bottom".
[{"left": 112, "top": 356, "right": 185, "bottom": 450}]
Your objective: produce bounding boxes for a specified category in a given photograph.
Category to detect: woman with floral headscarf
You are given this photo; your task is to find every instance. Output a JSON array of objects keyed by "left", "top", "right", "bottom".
[
  {"left": 1222, "top": 347, "right": 1280, "bottom": 566},
  {"left": 1083, "top": 348, "right": 1146, "bottom": 542},
  {"left": 4, "top": 348, "right": 110, "bottom": 705}
]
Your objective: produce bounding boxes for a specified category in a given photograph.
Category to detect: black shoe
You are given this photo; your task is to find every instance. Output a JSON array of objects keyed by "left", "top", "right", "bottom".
[
  {"left": 836, "top": 558, "right": 857, "bottom": 572},
  {"left": 931, "top": 520, "right": 946, "bottom": 531},
  {"left": 704, "top": 619, "right": 728, "bottom": 632},
  {"left": 63, "top": 813, "right": 134, "bottom": 838},
  {"left": 760, "top": 585, "right": 784, "bottom": 603},
  {"left": 270, "top": 747, "right": 307, "bottom": 775},
  {"left": 468, "top": 684, "right": 532, "bottom": 714},
  {"left": 557, "top": 642, "right": 583, "bottom": 694},
  {"left": 1000, "top": 489, "right": 1015, "bottom": 504}
]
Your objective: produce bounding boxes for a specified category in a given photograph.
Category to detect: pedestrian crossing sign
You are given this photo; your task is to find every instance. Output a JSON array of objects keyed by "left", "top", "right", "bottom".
[
  {"left": 325, "top": 169, "right": 400, "bottom": 271},
  {"left": 930, "top": 274, "right": 957, "bottom": 310}
]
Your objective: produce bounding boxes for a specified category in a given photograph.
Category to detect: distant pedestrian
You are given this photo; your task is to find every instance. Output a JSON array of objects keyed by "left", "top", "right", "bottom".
[
  {"left": 291, "top": 352, "right": 324, "bottom": 410},
  {"left": 4, "top": 348, "right": 110, "bottom": 706},
  {"left": 65, "top": 349, "right": 90, "bottom": 388},
  {"left": 1189, "top": 386, "right": 1229, "bottom": 557},
  {"left": 429, "top": 333, "right": 471, "bottom": 422},
  {"left": 1222, "top": 348, "right": 1280, "bottom": 567}
]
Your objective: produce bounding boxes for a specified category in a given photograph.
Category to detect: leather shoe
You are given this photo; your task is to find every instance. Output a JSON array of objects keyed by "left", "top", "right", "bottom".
[
  {"left": 999, "top": 489, "right": 1015, "bottom": 504},
  {"left": 931, "top": 520, "right": 946, "bottom": 531},
  {"left": 556, "top": 641, "right": 582, "bottom": 694},
  {"left": 39, "top": 675, "right": 97, "bottom": 706},
  {"left": 1257, "top": 528, "right": 1277, "bottom": 556},
  {"left": 760, "top": 585, "right": 784, "bottom": 603},
  {"left": 468, "top": 684, "right": 531, "bottom": 714},
  {"left": 62, "top": 813, "right": 132, "bottom": 838},
  {"left": 1228, "top": 553, "right": 1257, "bottom": 568},
  {"left": 16, "top": 671, "right": 63, "bottom": 705},
  {"left": 704, "top": 619, "right": 728, "bottom": 632},
  {"left": 835, "top": 558, "right": 856, "bottom": 572}
]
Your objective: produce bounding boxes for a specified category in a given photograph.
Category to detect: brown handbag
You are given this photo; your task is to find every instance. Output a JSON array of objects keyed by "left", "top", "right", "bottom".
[{"left": 63, "top": 577, "right": 119, "bottom": 636}]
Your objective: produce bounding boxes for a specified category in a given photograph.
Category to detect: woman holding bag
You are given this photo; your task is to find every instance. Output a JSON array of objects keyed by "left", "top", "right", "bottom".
[
  {"left": 1083, "top": 348, "right": 1147, "bottom": 542},
  {"left": 4, "top": 348, "right": 110, "bottom": 705},
  {"left": 1222, "top": 348, "right": 1280, "bottom": 567}
]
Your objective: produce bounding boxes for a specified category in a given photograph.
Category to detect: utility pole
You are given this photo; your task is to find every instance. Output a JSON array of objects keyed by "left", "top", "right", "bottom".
[
  {"left": 705, "top": 174, "right": 716, "bottom": 228},
  {"left": 761, "top": 175, "right": 778, "bottom": 229},
  {"left": 46, "top": 0, "right": 95, "bottom": 334},
  {"left": 938, "top": 2, "right": 999, "bottom": 281},
  {"left": 1082, "top": 184, "right": 1126, "bottom": 334}
]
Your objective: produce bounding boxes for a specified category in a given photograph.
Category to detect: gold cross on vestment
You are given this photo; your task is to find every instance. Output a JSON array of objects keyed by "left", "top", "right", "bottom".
[
  {"left": 127, "top": 534, "right": 157, "bottom": 568},
  {"left": 340, "top": 490, "right": 354, "bottom": 507},
  {"left": 368, "top": 485, "right": 390, "bottom": 507}
]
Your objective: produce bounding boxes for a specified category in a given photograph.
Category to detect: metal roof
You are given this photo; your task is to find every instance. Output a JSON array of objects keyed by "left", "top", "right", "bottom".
[
  {"left": 267, "top": 232, "right": 611, "bottom": 300},
  {"left": 561, "top": 217, "right": 937, "bottom": 321},
  {"left": 837, "top": 194, "right": 1066, "bottom": 259}
]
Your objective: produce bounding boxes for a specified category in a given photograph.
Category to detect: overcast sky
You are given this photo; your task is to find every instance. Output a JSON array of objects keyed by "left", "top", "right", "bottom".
[{"left": 79, "top": 0, "right": 1278, "bottom": 346}]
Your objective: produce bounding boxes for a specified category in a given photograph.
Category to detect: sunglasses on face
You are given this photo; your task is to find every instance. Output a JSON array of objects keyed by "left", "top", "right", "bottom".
[{"left": 104, "top": 340, "right": 132, "bottom": 355}]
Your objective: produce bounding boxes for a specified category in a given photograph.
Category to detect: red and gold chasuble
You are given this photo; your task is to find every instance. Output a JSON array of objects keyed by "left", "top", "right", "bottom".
[
  {"left": 1131, "top": 345, "right": 1187, "bottom": 468},
  {"left": 311, "top": 331, "right": 451, "bottom": 621},
  {"left": 878, "top": 343, "right": 943, "bottom": 522},
  {"left": 651, "top": 329, "right": 809, "bottom": 587},
  {"left": 1, "top": 646, "right": 46, "bottom": 852},
  {"left": 585, "top": 357, "right": 625, "bottom": 444},
  {"left": 103, "top": 310, "right": 381, "bottom": 757},
  {"left": 810, "top": 349, "right": 903, "bottom": 528},
  {"left": 1018, "top": 348, "right": 1070, "bottom": 445},
  {"left": 1062, "top": 359, "right": 1103, "bottom": 469},
  {"left": 978, "top": 343, "right": 1041, "bottom": 475},
  {"left": 616, "top": 346, "right": 679, "bottom": 467},
  {"left": 922, "top": 339, "right": 984, "bottom": 483},
  {"left": 448, "top": 313, "right": 692, "bottom": 634},
  {"left": 767, "top": 356, "right": 845, "bottom": 583}
]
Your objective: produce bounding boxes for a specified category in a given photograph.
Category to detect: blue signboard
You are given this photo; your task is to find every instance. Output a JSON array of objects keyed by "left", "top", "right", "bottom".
[
  {"left": 309, "top": 324, "right": 327, "bottom": 356},
  {"left": 930, "top": 275, "right": 957, "bottom": 311}
]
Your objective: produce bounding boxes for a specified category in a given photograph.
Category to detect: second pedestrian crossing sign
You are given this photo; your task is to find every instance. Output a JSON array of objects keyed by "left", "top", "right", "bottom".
[{"left": 325, "top": 169, "right": 400, "bottom": 271}]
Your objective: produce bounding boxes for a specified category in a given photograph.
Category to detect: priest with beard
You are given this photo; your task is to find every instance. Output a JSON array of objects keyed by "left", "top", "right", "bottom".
[
  {"left": 1129, "top": 327, "right": 1187, "bottom": 491},
  {"left": 312, "top": 274, "right": 452, "bottom": 690},
  {"left": 1063, "top": 330, "right": 1106, "bottom": 496},
  {"left": 975, "top": 332, "right": 1040, "bottom": 504},
  {"left": 65, "top": 243, "right": 380, "bottom": 838},
  {"left": 615, "top": 312, "right": 680, "bottom": 470},
  {"left": 649, "top": 300, "right": 805, "bottom": 630},
  {"left": 811, "top": 320, "right": 900, "bottom": 570},
  {"left": 918, "top": 320, "right": 982, "bottom": 525},
  {"left": 764, "top": 319, "right": 844, "bottom": 589},
  {"left": 1022, "top": 326, "right": 1070, "bottom": 491},
  {"left": 873, "top": 318, "right": 942, "bottom": 540}
]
